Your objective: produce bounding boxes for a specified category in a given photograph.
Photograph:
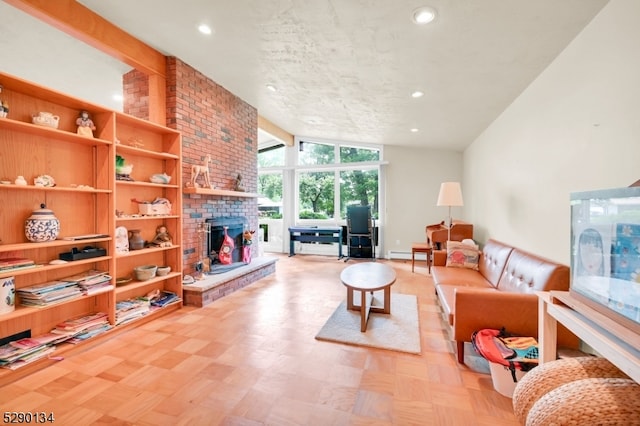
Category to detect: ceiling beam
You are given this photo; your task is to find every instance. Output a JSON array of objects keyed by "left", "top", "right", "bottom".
[
  {"left": 258, "top": 116, "right": 294, "bottom": 146},
  {"left": 4, "top": 0, "right": 166, "bottom": 77}
]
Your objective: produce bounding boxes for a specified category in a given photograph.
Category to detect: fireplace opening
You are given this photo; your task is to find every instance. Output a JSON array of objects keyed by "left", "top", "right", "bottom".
[{"left": 206, "top": 216, "right": 247, "bottom": 273}]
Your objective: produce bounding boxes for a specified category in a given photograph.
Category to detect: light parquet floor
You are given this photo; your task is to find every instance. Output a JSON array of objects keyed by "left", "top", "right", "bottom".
[{"left": 0, "top": 254, "right": 519, "bottom": 425}]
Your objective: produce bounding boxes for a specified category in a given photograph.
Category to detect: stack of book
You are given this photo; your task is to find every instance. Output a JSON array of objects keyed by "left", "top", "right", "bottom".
[
  {"left": 62, "top": 270, "right": 113, "bottom": 295},
  {"left": 0, "top": 339, "right": 56, "bottom": 370},
  {"left": 51, "top": 311, "right": 111, "bottom": 344},
  {"left": 115, "top": 298, "right": 150, "bottom": 325},
  {"left": 0, "top": 257, "right": 36, "bottom": 273},
  {"left": 17, "top": 280, "right": 82, "bottom": 306},
  {"left": 150, "top": 291, "right": 181, "bottom": 308}
]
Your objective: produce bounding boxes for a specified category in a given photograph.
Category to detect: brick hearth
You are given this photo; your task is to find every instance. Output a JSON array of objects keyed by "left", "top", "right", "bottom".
[{"left": 182, "top": 257, "right": 277, "bottom": 307}]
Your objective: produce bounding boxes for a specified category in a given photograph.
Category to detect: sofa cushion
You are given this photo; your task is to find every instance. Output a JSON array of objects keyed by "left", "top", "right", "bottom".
[
  {"left": 436, "top": 284, "right": 497, "bottom": 325},
  {"left": 497, "top": 248, "right": 570, "bottom": 293},
  {"left": 478, "top": 239, "right": 514, "bottom": 287},
  {"left": 432, "top": 265, "right": 493, "bottom": 288},
  {"left": 446, "top": 241, "right": 480, "bottom": 270}
]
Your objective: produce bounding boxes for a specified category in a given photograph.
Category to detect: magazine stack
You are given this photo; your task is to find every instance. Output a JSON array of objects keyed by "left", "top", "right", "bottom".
[
  {"left": 17, "top": 280, "right": 82, "bottom": 306},
  {"left": 51, "top": 312, "right": 112, "bottom": 344}
]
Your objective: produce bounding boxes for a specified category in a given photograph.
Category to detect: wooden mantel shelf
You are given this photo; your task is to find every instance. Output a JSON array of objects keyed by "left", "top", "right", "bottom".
[{"left": 183, "top": 187, "right": 259, "bottom": 198}]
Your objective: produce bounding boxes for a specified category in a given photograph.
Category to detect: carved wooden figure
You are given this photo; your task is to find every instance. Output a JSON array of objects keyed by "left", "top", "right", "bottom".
[{"left": 191, "top": 154, "right": 213, "bottom": 188}]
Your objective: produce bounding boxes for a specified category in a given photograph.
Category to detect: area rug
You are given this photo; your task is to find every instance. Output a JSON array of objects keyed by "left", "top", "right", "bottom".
[{"left": 315, "top": 293, "right": 421, "bottom": 354}]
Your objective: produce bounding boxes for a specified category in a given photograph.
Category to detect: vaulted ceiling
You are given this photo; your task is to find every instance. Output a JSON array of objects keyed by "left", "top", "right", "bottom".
[{"left": 1, "top": 0, "right": 609, "bottom": 150}]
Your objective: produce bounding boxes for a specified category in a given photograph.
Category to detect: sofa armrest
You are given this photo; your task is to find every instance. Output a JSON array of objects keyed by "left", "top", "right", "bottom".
[
  {"left": 433, "top": 250, "right": 447, "bottom": 266},
  {"left": 452, "top": 288, "right": 578, "bottom": 349},
  {"left": 453, "top": 288, "right": 540, "bottom": 341}
]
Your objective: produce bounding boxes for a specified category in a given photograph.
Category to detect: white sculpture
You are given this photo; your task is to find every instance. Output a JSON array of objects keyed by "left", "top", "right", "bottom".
[{"left": 190, "top": 154, "right": 213, "bottom": 188}]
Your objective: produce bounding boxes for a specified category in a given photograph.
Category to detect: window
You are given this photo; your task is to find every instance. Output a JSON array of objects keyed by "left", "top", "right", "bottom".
[
  {"left": 340, "top": 168, "right": 379, "bottom": 219},
  {"left": 298, "top": 140, "right": 334, "bottom": 165},
  {"left": 258, "top": 172, "right": 283, "bottom": 219},
  {"left": 296, "top": 138, "right": 382, "bottom": 222},
  {"left": 258, "top": 143, "right": 285, "bottom": 167},
  {"left": 257, "top": 135, "right": 384, "bottom": 253},
  {"left": 298, "top": 171, "right": 334, "bottom": 219}
]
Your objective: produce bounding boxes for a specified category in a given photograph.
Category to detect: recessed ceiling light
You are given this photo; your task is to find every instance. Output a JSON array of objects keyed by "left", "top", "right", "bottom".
[
  {"left": 410, "top": 128, "right": 419, "bottom": 133},
  {"left": 411, "top": 91, "right": 424, "bottom": 98},
  {"left": 266, "top": 84, "right": 277, "bottom": 92},
  {"left": 198, "top": 24, "right": 212, "bottom": 35},
  {"left": 412, "top": 6, "right": 437, "bottom": 24}
]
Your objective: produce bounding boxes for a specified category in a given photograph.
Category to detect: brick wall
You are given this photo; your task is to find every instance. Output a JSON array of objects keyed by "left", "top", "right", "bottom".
[{"left": 124, "top": 57, "right": 259, "bottom": 276}]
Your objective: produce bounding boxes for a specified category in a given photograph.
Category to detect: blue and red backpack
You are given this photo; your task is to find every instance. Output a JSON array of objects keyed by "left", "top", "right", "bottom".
[{"left": 471, "top": 328, "right": 539, "bottom": 382}]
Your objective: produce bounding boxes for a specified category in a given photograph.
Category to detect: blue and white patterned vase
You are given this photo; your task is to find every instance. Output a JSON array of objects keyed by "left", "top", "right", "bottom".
[{"left": 25, "top": 203, "right": 60, "bottom": 242}]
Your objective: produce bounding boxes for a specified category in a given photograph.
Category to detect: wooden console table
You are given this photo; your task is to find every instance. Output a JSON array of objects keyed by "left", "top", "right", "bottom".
[
  {"left": 538, "top": 291, "right": 640, "bottom": 383},
  {"left": 288, "top": 226, "right": 343, "bottom": 259}
]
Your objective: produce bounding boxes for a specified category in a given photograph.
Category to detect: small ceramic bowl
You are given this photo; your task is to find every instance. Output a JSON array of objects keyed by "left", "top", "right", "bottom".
[
  {"left": 156, "top": 266, "right": 171, "bottom": 276},
  {"left": 134, "top": 265, "right": 157, "bottom": 281}
]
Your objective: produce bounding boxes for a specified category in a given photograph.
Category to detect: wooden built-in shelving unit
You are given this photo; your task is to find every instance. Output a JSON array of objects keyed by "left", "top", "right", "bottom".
[{"left": 0, "top": 71, "right": 183, "bottom": 385}]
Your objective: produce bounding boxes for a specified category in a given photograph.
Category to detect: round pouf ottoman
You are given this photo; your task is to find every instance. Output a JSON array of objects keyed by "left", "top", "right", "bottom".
[
  {"left": 512, "top": 356, "right": 629, "bottom": 424},
  {"left": 526, "top": 377, "right": 640, "bottom": 426}
]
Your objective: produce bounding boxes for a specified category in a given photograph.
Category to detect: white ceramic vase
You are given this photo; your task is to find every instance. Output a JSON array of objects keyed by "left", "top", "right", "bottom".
[{"left": 0, "top": 276, "right": 15, "bottom": 315}]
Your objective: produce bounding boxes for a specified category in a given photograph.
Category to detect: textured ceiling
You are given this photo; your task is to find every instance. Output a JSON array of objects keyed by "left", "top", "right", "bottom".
[{"left": 3, "top": 1, "right": 610, "bottom": 150}]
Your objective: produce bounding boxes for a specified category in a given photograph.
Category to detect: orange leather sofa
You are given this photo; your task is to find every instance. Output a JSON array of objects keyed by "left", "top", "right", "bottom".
[{"left": 431, "top": 239, "right": 579, "bottom": 363}]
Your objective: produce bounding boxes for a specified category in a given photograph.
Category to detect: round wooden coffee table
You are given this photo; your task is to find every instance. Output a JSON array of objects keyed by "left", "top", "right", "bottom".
[{"left": 340, "top": 262, "right": 397, "bottom": 332}]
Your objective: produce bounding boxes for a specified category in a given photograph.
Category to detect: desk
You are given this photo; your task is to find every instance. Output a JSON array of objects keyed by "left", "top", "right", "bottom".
[
  {"left": 288, "top": 226, "right": 343, "bottom": 259},
  {"left": 341, "top": 262, "right": 397, "bottom": 332}
]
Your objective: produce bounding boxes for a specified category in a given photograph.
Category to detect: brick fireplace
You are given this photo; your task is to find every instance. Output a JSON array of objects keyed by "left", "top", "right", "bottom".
[{"left": 123, "top": 57, "right": 275, "bottom": 306}]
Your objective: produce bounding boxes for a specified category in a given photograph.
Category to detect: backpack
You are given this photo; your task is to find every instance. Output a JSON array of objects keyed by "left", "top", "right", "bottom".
[{"left": 471, "top": 328, "right": 538, "bottom": 383}]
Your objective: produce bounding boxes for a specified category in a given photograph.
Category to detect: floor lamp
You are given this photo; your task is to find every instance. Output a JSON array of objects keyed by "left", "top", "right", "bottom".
[{"left": 436, "top": 182, "right": 464, "bottom": 242}]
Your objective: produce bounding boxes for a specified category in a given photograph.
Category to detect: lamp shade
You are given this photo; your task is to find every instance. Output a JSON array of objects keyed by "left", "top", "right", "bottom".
[{"left": 437, "top": 182, "right": 464, "bottom": 207}]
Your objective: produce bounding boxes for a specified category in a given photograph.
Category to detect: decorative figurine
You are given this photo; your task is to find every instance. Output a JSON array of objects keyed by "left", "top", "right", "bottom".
[
  {"left": 190, "top": 154, "right": 213, "bottom": 189},
  {"left": 116, "top": 155, "right": 134, "bottom": 181},
  {"left": 0, "top": 100, "right": 8, "bottom": 118},
  {"left": 149, "top": 225, "right": 173, "bottom": 248},
  {"left": 76, "top": 110, "right": 96, "bottom": 138},
  {"left": 234, "top": 173, "right": 245, "bottom": 192},
  {"left": 115, "top": 226, "right": 129, "bottom": 253},
  {"left": 242, "top": 229, "right": 255, "bottom": 263}
]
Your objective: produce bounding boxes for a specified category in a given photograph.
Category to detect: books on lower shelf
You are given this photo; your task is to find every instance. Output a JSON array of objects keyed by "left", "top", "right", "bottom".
[
  {"left": 116, "top": 298, "right": 151, "bottom": 325},
  {"left": 0, "top": 311, "right": 112, "bottom": 370},
  {"left": 115, "top": 291, "right": 181, "bottom": 325},
  {"left": 0, "top": 344, "right": 56, "bottom": 370}
]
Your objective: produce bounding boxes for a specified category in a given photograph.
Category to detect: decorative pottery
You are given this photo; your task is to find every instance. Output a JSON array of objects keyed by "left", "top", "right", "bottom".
[
  {"left": 156, "top": 265, "right": 171, "bottom": 276},
  {"left": 128, "top": 229, "right": 145, "bottom": 250},
  {"left": 0, "top": 277, "right": 15, "bottom": 315},
  {"left": 25, "top": 203, "right": 60, "bottom": 242},
  {"left": 134, "top": 265, "right": 157, "bottom": 281},
  {"left": 34, "top": 174, "right": 56, "bottom": 187},
  {"left": 14, "top": 175, "right": 27, "bottom": 186},
  {"left": 150, "top": 173, "right": 171, "bottom": 184},
  {"left": 115, "top": 226, "right": 129, "bottom": 253},
  {"left": 32, "top": 112, "right": 60, "bottom": 129}
]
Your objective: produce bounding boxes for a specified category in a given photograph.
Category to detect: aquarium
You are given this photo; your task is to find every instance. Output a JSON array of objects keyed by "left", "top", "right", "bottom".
[{"left": 570, "top": 185, "right": 640, "bottom": 335}]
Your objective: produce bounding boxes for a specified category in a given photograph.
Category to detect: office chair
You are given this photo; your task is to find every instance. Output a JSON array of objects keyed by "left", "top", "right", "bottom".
[{"left": 345, "top": 205, "right": 375, "bottom": 262}]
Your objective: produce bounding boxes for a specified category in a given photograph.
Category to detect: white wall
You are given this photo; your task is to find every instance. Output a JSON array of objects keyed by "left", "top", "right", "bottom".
[
  {"left": 383, "top": 146, "right": 463, "bottom": 256},
  {"left": 464, "top": 0, "right": 640, "bottom": 263}
]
